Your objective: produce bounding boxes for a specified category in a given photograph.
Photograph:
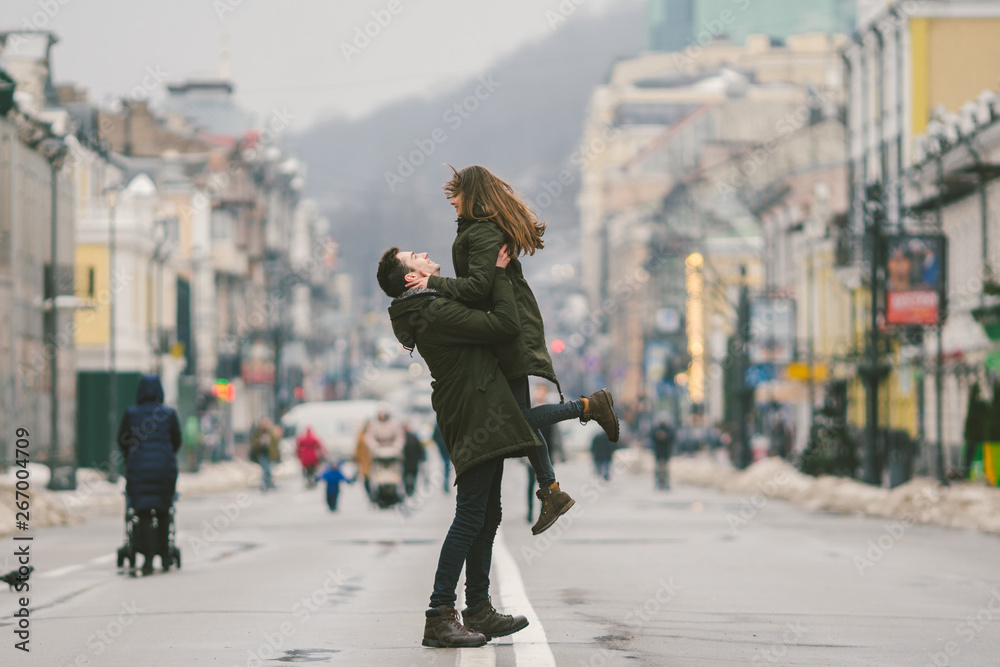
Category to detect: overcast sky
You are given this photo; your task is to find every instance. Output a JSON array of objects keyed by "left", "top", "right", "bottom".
[{"left": 1, "top": 0, "right": 624, "bottom": 131}]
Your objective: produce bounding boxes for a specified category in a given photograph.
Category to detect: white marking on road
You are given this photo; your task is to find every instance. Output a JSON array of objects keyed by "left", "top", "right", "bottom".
[
  {"left": 458, "top": 645, "right": 496, "bottom": 666},
  {"left": 41, "top": 553, "right": 117, "bottom": 578},
  {"left": 493, "top": 528, "right": 556, "bottom": 667},
  {"left": 40, "top": 564, "right": 85, "bottom": 579}
]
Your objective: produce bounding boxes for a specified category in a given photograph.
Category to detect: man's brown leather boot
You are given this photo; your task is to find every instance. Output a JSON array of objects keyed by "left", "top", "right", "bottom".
[
  {"left": 462, "top": 597, "right": 529, "bottom": 640},
  {"left": 422, "top": 606, "right": 487, "bottom": 648}
]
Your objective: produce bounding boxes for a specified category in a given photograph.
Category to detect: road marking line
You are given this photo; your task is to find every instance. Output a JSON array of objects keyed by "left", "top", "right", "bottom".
[
  {"left": 90, "top": 554, "right": 115, "bottom": 565},
  {"left": 458, "top": 645, "right": 496, "bottom": 666},
  {"left": 40, "top": 564, "right": 85, "bottom": 579},
  {"left": 494, "top": 528, "right": 556, "bottom": 667}
]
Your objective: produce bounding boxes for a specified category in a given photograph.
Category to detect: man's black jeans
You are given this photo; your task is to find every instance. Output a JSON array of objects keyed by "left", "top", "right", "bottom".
[{"left": 430, "top": 457, "right": 503, "bottom": 608}]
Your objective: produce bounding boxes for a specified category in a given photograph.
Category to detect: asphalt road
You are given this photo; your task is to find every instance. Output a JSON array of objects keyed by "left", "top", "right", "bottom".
[{"left": 3, "top": 453, "right": 1000, "bottom": 666}]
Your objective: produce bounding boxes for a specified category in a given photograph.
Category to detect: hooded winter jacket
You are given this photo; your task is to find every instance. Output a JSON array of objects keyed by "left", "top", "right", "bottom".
[
  {"left": 426, "top": 218, "right": 561, "bottom": 396},
  {"left": 388, "top": 273, "right": 539, "bottom": 480},
  {"left": 117, "top": 375, "right": 181, "bottom": 510}
]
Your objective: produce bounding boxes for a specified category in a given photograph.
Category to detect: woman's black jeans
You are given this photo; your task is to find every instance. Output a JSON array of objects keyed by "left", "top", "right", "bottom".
[
  {"left": 430, "top": 457, "right": 503, "bottom": 608},
  {"left": 508, "top": 375, "right": 582, "bottom": 489}
]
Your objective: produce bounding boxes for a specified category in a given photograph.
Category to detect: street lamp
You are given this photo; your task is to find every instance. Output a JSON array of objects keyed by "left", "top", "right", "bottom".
[
  {"left": 38, "top": 138, "right": 75, "bottom": 491},
  {"left": 151, "top": 218, "right": 174, "bottom": 376},
  {"left": 106, "top": 186, "right": 121, "bottom": 482}
]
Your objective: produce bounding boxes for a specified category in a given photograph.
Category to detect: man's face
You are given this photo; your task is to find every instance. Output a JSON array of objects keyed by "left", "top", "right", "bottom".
[{"left": 397, "top": 250, "right": 441, "bottom": 279}]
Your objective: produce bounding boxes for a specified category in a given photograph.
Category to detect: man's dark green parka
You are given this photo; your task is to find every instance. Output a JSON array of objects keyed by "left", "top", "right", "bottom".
[{"left": 388, "top": 273, "right": 539, "bottom": 480}]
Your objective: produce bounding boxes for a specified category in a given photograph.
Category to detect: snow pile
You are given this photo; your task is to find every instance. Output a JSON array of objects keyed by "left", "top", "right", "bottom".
[
  {"left": 611, "top": 446, "right": 655, "bottom": 474},
  {"left": 0, "top": 459, "right": 294, "bottom": 537},
  {"left": 671, "top": 455, "right": 1000, "bottom": 536},
  {"left": 0, "top": 463, "right": 79, "bottom": 535},
  {"left": 176, "top": 460, "right": 261, "bottom": 496}
]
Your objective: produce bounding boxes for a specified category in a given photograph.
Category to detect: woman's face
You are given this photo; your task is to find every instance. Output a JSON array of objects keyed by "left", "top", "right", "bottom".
[{"left": 449, "top": 191, "right": 462, "bottom": 215}]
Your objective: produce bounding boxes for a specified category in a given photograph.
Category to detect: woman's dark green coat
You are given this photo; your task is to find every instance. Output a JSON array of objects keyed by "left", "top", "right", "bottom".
[{"left": 426, "top": 218, "right": 560, "bottom": 393}]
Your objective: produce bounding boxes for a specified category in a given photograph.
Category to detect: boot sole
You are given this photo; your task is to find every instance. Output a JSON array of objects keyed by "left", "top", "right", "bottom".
[
  {"left": 478, "top": 618, "right": 529, "bottom": 641},
  {"left": 422, "top": 637, "right": 487, "bottom": 648},
  {"left": 602, "top": 389, "right": 620, "bottom": 442},
  {"left": 531, "top": 498, "right": 576, "bottom": 535},
  {"left": 585, "top": 389, "right": 620, "bottom": 443}
]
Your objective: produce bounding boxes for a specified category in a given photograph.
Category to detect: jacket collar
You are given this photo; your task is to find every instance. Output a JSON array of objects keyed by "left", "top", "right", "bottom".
[
  {"left": 391, "top": 286, "right": 445, "bottom": 305},
  {"left": 456, "top": 216, "right": 490, "bottom": 233}
]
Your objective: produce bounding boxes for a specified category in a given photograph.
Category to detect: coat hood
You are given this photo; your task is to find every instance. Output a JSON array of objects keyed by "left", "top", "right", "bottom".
[
  {"left": 136, "top": 374, "right": 165, "bottom": 404},
  {"left": 387, "top": 289, "right": 444, "bottom": 352}
]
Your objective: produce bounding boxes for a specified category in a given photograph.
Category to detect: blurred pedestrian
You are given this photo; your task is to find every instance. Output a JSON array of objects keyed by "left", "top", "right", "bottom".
[
  {"left": 403, "top": 424, "right": 426, "bottom": 497},
  {"left": 365, "top": 406, "right": 405, "bottom": 504},
  {"left": 296, "top": 426, "right": 326, "bottom": 488},
  {"left": 318, "top": 460, "right": 354, "bottom": 511},
  {"left": 182, "top": 414, "right": 203, "bottom": 473},
  {"left": 354, "top": 419, "right": 372, "bottom": 498},
  {"left": 249, "top": 417, "right": 277, "bottom": 492},
  {"left": 591, "top": 430, "right": 615, "bottom": 481},
  {"left": 117, "top": 374, "right": 180, "bottom": 575},
  {"left": 650, "top": 418, "right": 675, "bottom": 491},
  {"left": 432, "top": 422, "right": 450, "bottom": 492}
]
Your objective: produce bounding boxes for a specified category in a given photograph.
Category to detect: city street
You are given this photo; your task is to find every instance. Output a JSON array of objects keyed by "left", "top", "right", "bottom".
[{"left": 4, "top": 454, "right": 1000, "bottom": 666}]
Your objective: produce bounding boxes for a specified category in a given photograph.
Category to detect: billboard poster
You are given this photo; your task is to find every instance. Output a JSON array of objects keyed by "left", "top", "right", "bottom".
[
  {"left": 884, "top": 234, "right": 947, "bottom": 326},
  {"left": 748, "top": 299, "right": 796, "bottom": 365}
]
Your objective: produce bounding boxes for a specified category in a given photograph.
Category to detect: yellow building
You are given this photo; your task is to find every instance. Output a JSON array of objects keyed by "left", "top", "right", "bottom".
[{"left": 843, "top": 0, "right": 1000, "bottom": 466}]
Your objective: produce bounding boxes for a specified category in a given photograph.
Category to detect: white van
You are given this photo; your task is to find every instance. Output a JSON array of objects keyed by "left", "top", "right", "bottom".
[{"left": 280, "top": 400, "right": 381, "bottom": 461}]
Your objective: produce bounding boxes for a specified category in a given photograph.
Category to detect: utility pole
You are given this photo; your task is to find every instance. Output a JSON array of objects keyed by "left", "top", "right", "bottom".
[
  {"left": 806, "top": 242, "right": 816, "bottom": 424},
  {"left": 862, "top": 184, "right": 884, "bottom": 485},
  {"left": 737, "top": 265, "right": 752, "bottom": 469},
  {"left": 107, "top": 188, "right": 119, "bottom": 480},
  {"left": 934, "top": 155, "right": 948, "bottom": 485}
]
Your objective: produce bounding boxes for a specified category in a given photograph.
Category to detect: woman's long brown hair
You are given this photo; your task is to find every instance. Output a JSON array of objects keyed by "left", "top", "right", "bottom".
[{"left": 444, "top": 164, "right": 546, "bottom": 257}]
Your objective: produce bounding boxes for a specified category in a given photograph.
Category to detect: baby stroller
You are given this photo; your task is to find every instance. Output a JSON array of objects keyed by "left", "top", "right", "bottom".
[
  {"left": 117, "top": 493, "right": 181, "bottom": 572},
  {"left": 368, "top": 440, "right": 404, "bottom": 509}
]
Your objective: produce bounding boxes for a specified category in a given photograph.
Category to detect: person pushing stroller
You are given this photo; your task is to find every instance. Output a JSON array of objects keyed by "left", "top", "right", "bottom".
[{"left": 117, "top": 374, "right": 181, "bottom": 575}]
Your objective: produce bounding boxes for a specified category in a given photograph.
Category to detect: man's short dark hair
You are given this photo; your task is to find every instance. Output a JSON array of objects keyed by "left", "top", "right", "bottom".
[{"left": 377, "top": 246, "right": 408, "bottom": 298}]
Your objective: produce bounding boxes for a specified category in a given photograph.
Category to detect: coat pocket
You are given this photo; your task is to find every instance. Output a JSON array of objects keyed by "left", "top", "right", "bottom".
[{"left": 476, "top": 357, "right": 500, "bottom": 392}]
